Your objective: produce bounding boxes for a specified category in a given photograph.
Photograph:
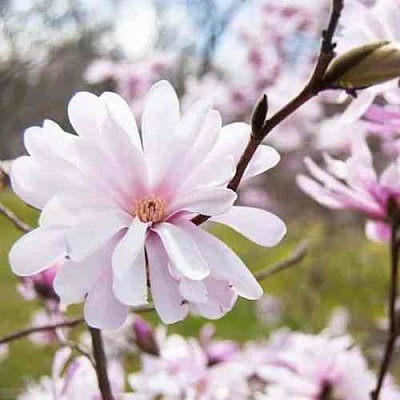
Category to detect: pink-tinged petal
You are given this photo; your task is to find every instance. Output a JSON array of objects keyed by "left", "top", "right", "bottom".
[
  {"left": 52, "top": 347, "right": 71, "bottom": 383},
  {"left": 204, "top": 122, "right": 249, "bottom": 169},
  {"left": 100, "top": 92, "right": 142, "bottom": 150},
  {"left": 179, "top": 221, "right": 262, "bottom": 300},
  {"left": 66, "top": 210, "right": 132, "bottom": 262},
  {"left": 211, "top": 206, "right": 286, "bottom": 247},
  {"left": 296, "top": 175, "right": 345, "bottom": 209},
  {"left": 244, "top": 145, "right": 280, "bottom": 180},
  {"left": 322, "top": 153, "right": 348, "bottom": 180},
  {"left": 9, "top": 227, "right": 66, "bottom": 276},
  {"left": 182, "top": 156, "right": 235, "bottom": 191},
  {"left": 146, "top": 234, "right": 189, "bottom": 324},
  {"left": 11, "top": 156, "right": 76, "bottom": 209},
  {"left": 179, "top": 279, "right": 208, "bottom": 304},
  {"left": 39, "top": 196, "right": 79, "bottom": 227},
  {"left": 176, "top": 98, "right": 212, "bottom": 153},
  {"left": 168, "top": 187, "right": 237, "bottom": 217},
  {"left": 24, "top": 121, "right": 78, "bottom": 167},
  {"left": 340, "top": 91, "right": 375, "bottom": 124},
  {"left": 142, "top": 81, "right": 180, "bottom": 186},
  {"left": 112, "top": 218, "right": 148, "bottom": 279},
  {"left": 365, "top": 220, "right": 390, "bottom": 243},
  {"left": 68, "top": 91, "right": 105, "bottom": 138},
  {"left": 380, "top": 163, "right": 400, "bottom": 191},
  {"left": 153, "top": 222, "right": 209, "bottom": 280},
  {"left": 193, "top": 279, "right": 237, "bottom": 319},
  {"left": 54, "top": 239, "right": 113, "bottom": 304},
  {"left": 84, "top": 267, "right": 129, "bottom": 330},
  {"left": 113, "top": 248, "right": 147, "bottom": 306},
  {"left": 100, "top": 103, "right": 149, "bottom": 200},
  {"left": 184, "top": 110, "right": 222, "bottom": 173}
]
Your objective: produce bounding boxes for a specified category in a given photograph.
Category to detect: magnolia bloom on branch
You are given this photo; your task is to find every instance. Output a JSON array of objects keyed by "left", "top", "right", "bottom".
[
  {"left": 9, "top": 80, "right": 286, "bottom": 329},
  {"left": 297, "top": 133, "right": 400, "bottom": 243}
]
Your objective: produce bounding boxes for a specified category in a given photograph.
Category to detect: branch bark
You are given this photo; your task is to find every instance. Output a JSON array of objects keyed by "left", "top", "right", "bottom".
[
  {"left": 89, "top": 327, "right": 115, "bottom": 400},
  {"left": 371, "top": 220, "right": 400, "bottom": 400}
]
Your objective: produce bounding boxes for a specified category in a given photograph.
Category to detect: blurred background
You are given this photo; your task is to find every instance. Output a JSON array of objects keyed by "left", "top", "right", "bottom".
[{"left": 0, "top": 0, "right": 395, "bottom": 397}]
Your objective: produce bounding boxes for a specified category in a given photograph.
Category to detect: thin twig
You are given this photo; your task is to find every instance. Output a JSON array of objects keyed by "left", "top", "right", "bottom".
[
  {"left": 192, "top": 0, "right": 344, "bottom": 227},
  {"left": 254, "top": 241, "right": 308, "bottom": 281},
  {"left": 89, "top": 327, "right": 114, "bottom": 400},
  {"left": 0, "top": 318, "right": 83, "bottom": 346},
  {"left": 0, "top": 202, "right": 32, "bottom": 232},
  {"left": 371, "top": 220, "right": 400, "bottom": 400},
  {"left": 0, "top": 304, "right": 155, "bottom": 346}
]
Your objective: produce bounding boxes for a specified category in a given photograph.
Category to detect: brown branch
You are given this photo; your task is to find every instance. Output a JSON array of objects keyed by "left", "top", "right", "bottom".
[
  {"left": 254, "top": 241, "right": 308, "bottom": 281},
  {"left": 0, "top": 304, "right": 155, "bottom": 346},
  {"left": 0, "top": 317, "right": 83, "bottom": 346},
  {"left": 89, "top": 327, "right": 114, "bottom": 400},
  {"left": 0, "top": 202, "right": 32, "bottom": 232},
  {"left": 192, "top": 0, "right": 344, "bottom": 227},
  {"left": 371, "top": 220, "right": 400, "bottom": 400}
]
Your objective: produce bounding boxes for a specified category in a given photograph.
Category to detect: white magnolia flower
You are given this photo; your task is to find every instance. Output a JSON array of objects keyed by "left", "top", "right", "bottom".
[{"left": 9, "top": 80, "right": 286, "bottom": 329}]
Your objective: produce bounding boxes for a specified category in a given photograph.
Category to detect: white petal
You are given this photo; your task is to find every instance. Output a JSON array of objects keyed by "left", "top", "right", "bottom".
[
  {"left": 340, "top": 91, "right": 375, "bottom": 124},
  {"left": 184, "top": 110, "right": 221, "bottom": 173},
  {"left": 142, "top": 81, "right": 180, "bottom": 186},
  {"left": 84, "top": 267, "right": 128, "bottom": 330},
  {"left": 11, "top": 156, "right": 77, "bottom": 209},
  {"left": 113, "top": 249, "right": 148, "bottom": 306},
  {"left": 193, "top": 278, "right": 237, "bottom": 319},
  {"left": 112, "top": 218, "right": 148, "bottom": 279},
  {"left": 66, "top": 209, "right": 132, "bottom": 262},
  {"left": 100, "top": 92, "right": 142, "bottom": 150},
  {"left": 244, "top": 145, "right": 280, "bottom": 179},
  {"left": 211, "top": 206, "right": 286, "bottom": 247},
  {"left": 153, "top": 222, "right": 209, "bottom": 280},
  {"left": 146, "top": 234, "right": 189, "bottom": 324},
  {"left": 179, "top": 279, "right": 208, "bottom": 304},
  {"left": 68, "top": 92, "right": 105, "bottom": 138},
  {"left": 168, "top": 187, "right": 237, "bottom": 217},
  {"left": 182, "top": 156, "right": 235, "bottom": 191},
  {"left": 39, "top": 196, "right": 79, "bottom": 227},
  {"left": 54, "top": 239, "right": 112, "bottom": 304},
  {"left": 178, "top": 220, "right": 262, "bottom": 300},
  {"left": 9, "top": 227, "right": 66, "bottom": 276}
]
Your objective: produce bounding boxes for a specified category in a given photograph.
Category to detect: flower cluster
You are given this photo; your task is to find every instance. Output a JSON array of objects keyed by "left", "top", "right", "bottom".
[{"left": 17, "top": 319, "right": 400, "bottom": 400}]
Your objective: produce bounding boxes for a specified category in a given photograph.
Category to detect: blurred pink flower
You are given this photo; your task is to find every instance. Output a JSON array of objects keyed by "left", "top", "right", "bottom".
[
  {"left": 85, "top": 54, "right": 171, "bottom": 117},
  {"left": 258, "top": 332, "right": 400, "bottom": 400},
  {"left": 297, "top": 132, "right": 400, "bottom": 242},
  {"left": 18, "top": 347, "right": 125, "bottom": 400},
  {"left": 9, "top": 80, "right": 285, "bottom": 329},
  {"left": 18, "top": 259, "right": 63, "bottom": 303}
]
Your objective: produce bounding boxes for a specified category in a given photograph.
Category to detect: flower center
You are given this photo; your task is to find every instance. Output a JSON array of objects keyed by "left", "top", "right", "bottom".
[{"left": 134, "top": 197, "right": 166, "bottom": 223}]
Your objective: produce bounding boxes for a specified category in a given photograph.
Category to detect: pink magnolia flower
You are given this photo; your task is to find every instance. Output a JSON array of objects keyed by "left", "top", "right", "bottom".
[
  {"left": 18, "top": 347, "right": 125, "bottom": 400},
  {"left": 257, "top": 333, "right": 400, "bottom": 400},
  {"left": 297, "top": 132, "right": 400, "bottom": 242},
  {"left": 17, "top": 259, "right": 63, "bottom": 303},
  {"left": 9, "top": 80, "right": 286, "bottom": 329}
]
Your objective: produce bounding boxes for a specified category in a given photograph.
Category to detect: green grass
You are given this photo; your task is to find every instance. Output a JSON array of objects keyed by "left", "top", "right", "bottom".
[{"left": 0, "top": 191, "right": 393, "bottom": 398}]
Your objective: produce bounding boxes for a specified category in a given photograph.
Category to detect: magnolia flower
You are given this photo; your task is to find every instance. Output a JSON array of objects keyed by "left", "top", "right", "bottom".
[
  {"left": 297, "top": 132, "right": 400, "bottom": 242},
  {"left": 18, "top": 347, "right": 125, "bottom": 400},
  {"left": 127, "top": 327, "right": 251, "bottom": 400},
  {"left": 257, "top": 333, "right": 400, "bottom": 400},
  {"left": 9, "top": 80, "right": 286, "bottom": 329},
  {"left": 335, "top": 0, "right": 400, "bottom": 122}
]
